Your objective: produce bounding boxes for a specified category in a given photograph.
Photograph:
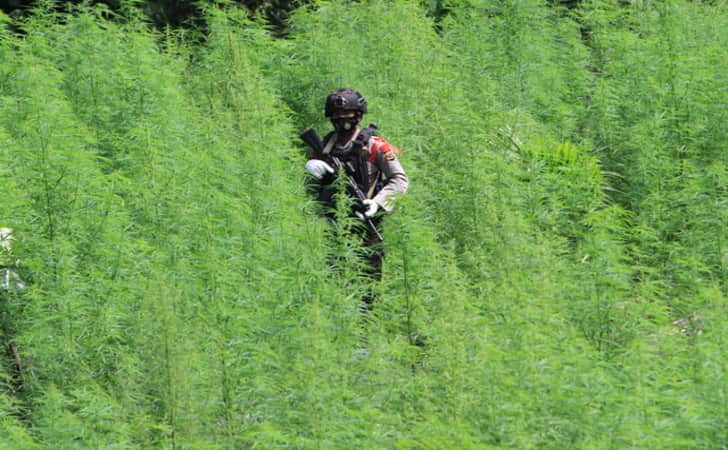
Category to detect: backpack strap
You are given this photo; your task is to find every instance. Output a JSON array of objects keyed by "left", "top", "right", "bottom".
[{"left": 321, "top": 132, "right": 336, "bottom": 156}]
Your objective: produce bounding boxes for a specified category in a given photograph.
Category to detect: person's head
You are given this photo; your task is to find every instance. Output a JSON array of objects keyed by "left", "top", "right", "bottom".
[{"left": 325, "top": 88, "right": 367, "bottom": 133}]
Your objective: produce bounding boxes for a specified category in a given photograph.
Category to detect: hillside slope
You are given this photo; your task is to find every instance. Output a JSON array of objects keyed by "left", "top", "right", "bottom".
[{"left": 1, "top": 1, "right": 726, "bottom": 447}]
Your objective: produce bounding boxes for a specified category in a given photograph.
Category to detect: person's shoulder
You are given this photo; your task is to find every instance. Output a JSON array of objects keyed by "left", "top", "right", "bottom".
[{"left": 368, "top": 135, "right": 402, "bottom": 162}]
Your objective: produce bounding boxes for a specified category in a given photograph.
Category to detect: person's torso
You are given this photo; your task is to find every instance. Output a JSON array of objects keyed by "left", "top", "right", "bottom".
[{"left": 323, "top": 127, "right": 382, "bottom": 196}]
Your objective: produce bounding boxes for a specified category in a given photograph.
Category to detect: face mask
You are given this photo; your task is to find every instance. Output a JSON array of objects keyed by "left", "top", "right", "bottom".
[{"left": 332, "top": 116, "right": 360, "bottom": 133}]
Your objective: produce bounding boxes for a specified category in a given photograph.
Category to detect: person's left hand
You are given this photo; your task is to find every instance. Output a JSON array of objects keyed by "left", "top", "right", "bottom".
[{"left": 362, "top": 199, "right": 379, "bottom": 218}]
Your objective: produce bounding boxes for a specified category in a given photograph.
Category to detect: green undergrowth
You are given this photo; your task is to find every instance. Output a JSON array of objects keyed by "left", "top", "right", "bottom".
[{"left": 0, "top": 0, "right": 726, "bottom": 447}]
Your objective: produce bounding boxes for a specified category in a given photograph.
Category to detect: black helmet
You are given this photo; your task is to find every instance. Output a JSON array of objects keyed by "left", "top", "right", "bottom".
[{"left": 324, "top": 89, "right": 367, "bottom": 117}]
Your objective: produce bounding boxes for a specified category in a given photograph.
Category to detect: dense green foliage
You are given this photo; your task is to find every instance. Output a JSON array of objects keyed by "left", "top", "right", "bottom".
[{"left": 1, "top": 0, "right": 727, "bottom": 447}]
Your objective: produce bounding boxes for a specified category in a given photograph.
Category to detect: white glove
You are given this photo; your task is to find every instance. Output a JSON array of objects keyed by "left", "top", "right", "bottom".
[
  {"left": 362, "top": 199, "right": 379, "bottom": 218},
  {"left": 305, "top": 159, "right": 334, "bottom": 179}
]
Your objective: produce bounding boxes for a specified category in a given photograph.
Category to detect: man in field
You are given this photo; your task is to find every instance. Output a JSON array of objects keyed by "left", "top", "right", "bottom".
[{"left": 304, "top": 89, "right": 408, "bottom": 305}]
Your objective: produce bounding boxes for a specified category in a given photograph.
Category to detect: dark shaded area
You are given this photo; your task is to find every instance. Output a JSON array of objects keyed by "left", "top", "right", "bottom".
[
  {"left": 547, "top": 0, "right": 580, "bottom": 8},
  {"left": 0, "top": 0, "right": 303, "bottom": 33},
  {"left": 0, "top": 0, "right": 641, "bottom": 37},
  {"left": 238, "top": 0, "right": 300, "bottom": 33},
  {"left": 0, "top": 0, "right": 29, "bottom": 18}
]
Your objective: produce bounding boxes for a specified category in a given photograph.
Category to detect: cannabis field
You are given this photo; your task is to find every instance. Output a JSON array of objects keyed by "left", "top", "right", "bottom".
[{"left": 1, "top": 0, "right": 727, "bottom": 447}]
